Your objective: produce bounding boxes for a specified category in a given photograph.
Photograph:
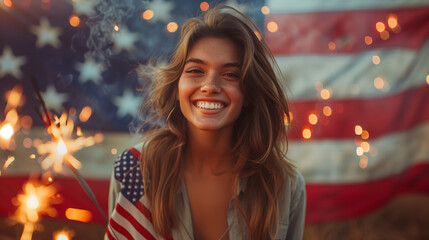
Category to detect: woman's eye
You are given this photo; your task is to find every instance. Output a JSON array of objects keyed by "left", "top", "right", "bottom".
[
  {"left": 185, "top": 69, "right": 203, "bottom": 74},
  {"left": 223, "top": 72, "right": 240, "bottom": 79}
]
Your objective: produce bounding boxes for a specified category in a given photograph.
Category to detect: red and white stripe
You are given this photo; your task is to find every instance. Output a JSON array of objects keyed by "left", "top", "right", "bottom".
[{"left": 266, "top": 0, "right": 429, "bottom": 224}]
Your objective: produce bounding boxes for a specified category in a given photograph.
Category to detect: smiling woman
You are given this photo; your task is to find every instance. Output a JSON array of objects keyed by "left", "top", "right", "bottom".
[{"left": 107, "top": 5, "right": 306, "bottom": 240}]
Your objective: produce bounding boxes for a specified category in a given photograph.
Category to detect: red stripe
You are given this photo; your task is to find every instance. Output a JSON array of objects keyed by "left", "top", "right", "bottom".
[
  {"left": 305, "top": 162, "right": 429, "bottom": 224},
  {"left": 106, "top": 226, "right": 114, "bottom": 240},
  {"left": 116, "top": 203, "right": 156, "bottom": 240},
  {"left": 266, "top": 6, "right": 429, "bottom": 55},
  {"left": 109, "top": 217, "right": 135, "bottom": 240},
  {"left": 135, "top": 200, "right": 153, "bottom": 223},
  {"left": 128, "top": 148, "right": 141, "bottom": 159},
  {"left": 288, "top": 85, "right": 429, "bottom": 140},
  {"left": 0, "top": 176, "right": 109, "bottom": 223}
]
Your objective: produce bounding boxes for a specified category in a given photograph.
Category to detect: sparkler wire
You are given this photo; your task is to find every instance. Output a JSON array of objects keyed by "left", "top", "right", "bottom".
[{"left": 30, "top": 76, "right": 108, "bottom": 223}]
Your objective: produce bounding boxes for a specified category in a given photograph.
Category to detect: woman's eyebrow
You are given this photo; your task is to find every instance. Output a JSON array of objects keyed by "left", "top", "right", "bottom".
[{"left": 184, "top": 58, "right": 241, "bottom": 68}]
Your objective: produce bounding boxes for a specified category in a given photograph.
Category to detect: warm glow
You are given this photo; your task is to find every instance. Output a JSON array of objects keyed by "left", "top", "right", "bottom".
[
  {"left": 364, "top": 36, "right": 373, "bottom": 45},
  {"left": 267, "top": 21, "right": 278, "bottom": 33},
  {"left": 361, "top": 130, "right": 369, "bottom": 140},
  {"left": 355, "top": 125, "right": 363, "bottom": 135},
  {"left": 48, "top": 177, "right": 53, "bottom": 182},
  {"left": 323, "top": 106, "right": 332, "bottom": 116},
  {"left": 65, "top": 208, "right": 92, "bottom": 222},
  {"left": 376, "top": 21, "right": 385, "bottom": 32},
  {"left": 387, "top": 14, "right": 398, "bottom": 29},
  {"left": 7, "top": 85, "right": 23, "bottom": 108},
  {"left": 356, "top": 147, "right": 364, "bottom": 156},
  {"left": 79, "top": 106, "right": 92, "bottom": 122},
  {"left": 30, "top": 154, "right": 36, "bottom": 159},
  {"left": 0, "top": 123, "right": 14, "bottom": 139},
  {"left": 27, "top": 195, "right": 39, "bottom": 210},
  {"left": 359, "top": 156, "right": 368, "bottom": 169},
  {"left": 6, "top": 109, "right": 18, "bottom": 125},
  {"left": 56, "top": 233, "right": 69, "bottom": 240},
  {"left": 76, "top": 126, "right": 82, "bottom": 136},
  {"left": 426, "top": 75, "right": 429, "bottom": 85},
  {"left": 200, "top": 2, "right": 209, "bottom": 11},
  {"left": 69, "top": 15, "right": 80, "bottom": 27},
  {"left": 380, "top": 30, "right": 390, "bottom": 40},
  {"left": 166, "top": 22, "right": 178, "bottom": 32},
  {"left": 94, "top": 132, "right": 104, "bottom": 143},
  {"left": 302, "top": 128, "right": 312, "bottom": 139},
  {"left": 261, "top": 6, "right": 270, "bottom": 15},
  {"left": 3, "top": 155, "right": 15, "bottom": 170},
  {"left": 4, "top": 0, "right": 12, "bottom": 7},
  {"left": 57, "top": 139, "right": 68, "bottom": 155},
  {"left": 111, "top": 148, "right": 117, "bottom": 155},
  {"left": 308, "top": 114, "right": 318, "bottom": 125},
  {"left": 320, "top": 89, "right": 331, "bottom": 100},
  {"left": 113, "top": 24, "right": 119, "bottom": 32},
  {"left": 361, "top": 141, "right": 370, "bottom": 152},
  {"left": 372, "top": 55, "right": 380, "bottom": 65},
  {"left": 254, "top": 31, "right": 262, "bottom": 40},
  {"left": 374, "top": 76, "right": 385, "bottom": 89},
  {"left": 142, "top": 10, "right": 154, "bottom": 20},
  {"left": 328, "top": 41, "right": 336, "bottom": 50}
]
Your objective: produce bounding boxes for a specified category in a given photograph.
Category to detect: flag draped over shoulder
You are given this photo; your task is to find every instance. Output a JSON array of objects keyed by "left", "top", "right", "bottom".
[{"left": 265, "top": 0, "right": 429, "bottom": 223}]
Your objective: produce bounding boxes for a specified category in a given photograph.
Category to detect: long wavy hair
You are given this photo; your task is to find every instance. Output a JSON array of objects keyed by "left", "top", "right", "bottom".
[{"left": 139, "top": 5, "right": 295, "bottom": 239}]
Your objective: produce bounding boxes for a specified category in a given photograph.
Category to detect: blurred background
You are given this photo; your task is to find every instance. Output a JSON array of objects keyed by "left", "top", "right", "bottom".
[{"left": 1, "top": 0, "right": 429, "bottom": 239}]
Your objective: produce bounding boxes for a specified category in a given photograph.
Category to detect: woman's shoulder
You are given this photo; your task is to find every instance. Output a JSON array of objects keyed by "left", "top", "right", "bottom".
[{"left": 113, "top": 143, "right": 143, "bottom": 183}]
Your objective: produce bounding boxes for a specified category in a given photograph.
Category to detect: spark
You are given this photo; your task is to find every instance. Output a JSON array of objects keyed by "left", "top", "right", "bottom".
[
  {"left": 12, "top": 180, "right": 58, "bottom": 240},
  {"left": 37, "top": 112, "right": 97, "bottom": 173},
  {"left": 3, "top": 155, "right": 15, "bottom": 170}
]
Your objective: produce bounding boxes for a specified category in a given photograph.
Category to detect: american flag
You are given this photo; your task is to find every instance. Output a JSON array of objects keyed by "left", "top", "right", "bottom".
[{"left": 1, "top": 0, "right": 429, "bottom": 234}]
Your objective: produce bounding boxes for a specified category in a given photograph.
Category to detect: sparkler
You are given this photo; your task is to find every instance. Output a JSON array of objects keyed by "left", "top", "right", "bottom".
[
  {"left": 30, "top": 76, "right": 108, "bottom": 223},
  {"left": 1, "top": 85, "right": 24, "bottom": 150},
  {"left": 11, "top": 180, "right": 58, "bottom": 240}
]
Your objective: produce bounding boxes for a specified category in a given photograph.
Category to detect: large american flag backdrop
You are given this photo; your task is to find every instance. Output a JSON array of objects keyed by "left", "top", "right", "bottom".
[{"left": 1, "top": 0, "right": 429, "bottom": 232}]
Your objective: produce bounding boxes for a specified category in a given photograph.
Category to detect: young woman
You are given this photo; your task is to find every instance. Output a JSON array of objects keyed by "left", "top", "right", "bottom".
[{"left": 107, "top": 5, "right": 305, "bottom": 240}]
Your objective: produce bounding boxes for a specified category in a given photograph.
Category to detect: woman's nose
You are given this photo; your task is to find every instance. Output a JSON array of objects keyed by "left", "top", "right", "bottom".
[{"left": 201, "top": 72, "right": 221, "bottom": 94}]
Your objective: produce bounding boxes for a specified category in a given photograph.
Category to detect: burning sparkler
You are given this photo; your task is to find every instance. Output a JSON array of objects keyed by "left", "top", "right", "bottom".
[
  {"left": 0, "top": 85, "right": 24, "bottom": 150},
  {"left": 11, "top": 180, "right": 58, "bottom": 240}
]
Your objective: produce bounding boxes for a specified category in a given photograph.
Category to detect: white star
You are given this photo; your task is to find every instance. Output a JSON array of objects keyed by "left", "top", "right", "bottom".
[
  {"left": 75, "top": 58, "right": 105, "bottom": 84},
  {"left": 144, "top": 0, "right": 174, "bottom": 23},
  {"left": 112, "top": 27, "right": 138, "bottom": 52},
  {"left": 113, "top": 89, "right": 140, "bottom": 118},
  {"left": 31, "top": 18, "right": 62, "bottom": 48},
  {"left": 41, "top": 85, "right": 68, "bottom": 114},
  {"left": 225, "top": 0, "right": 249, "bottom": 13},
  {"left": 0, "top": 46, "right": 27, "bottom": 79},
  {"left": 72, "top": 0, "right": 97, "bottom": 16}
]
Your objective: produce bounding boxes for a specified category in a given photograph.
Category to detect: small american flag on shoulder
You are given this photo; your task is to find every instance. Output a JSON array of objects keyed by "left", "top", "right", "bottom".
[{"left": 106, "top": 148, "right": 173, "bottom": 240}]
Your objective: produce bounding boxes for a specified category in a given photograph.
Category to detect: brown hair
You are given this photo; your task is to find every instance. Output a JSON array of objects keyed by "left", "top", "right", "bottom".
[{"left": 139, "top": 5, "right": 295, "bottom": 239}]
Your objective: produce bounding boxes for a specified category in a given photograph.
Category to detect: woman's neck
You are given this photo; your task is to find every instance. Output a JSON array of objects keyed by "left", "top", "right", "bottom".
[{"left": 184, "top": 125, "right": 234, "bottom": 176}]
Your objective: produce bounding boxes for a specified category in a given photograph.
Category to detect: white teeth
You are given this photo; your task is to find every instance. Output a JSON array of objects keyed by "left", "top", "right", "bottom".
[{"left": 196, "top": 101, "right": 224, "bottom": 110}]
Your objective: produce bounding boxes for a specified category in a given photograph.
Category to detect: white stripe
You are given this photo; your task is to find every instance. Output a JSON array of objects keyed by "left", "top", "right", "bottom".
[
  {"left": 106, "top": 226, "right": 126, "bottom": 240},
  {"left": 118, "top": 194, "right": 157, "bottom": 238},
  {"left": 110, "top": 197, "right": 145, "bottom": 239},
  {"left": 267, "top": 0, "right": 429, "bottom": 14},
  {"left": 289, "top": 123, "right": 429, "bottom": 183},
  {"left": 276, "top": 40, "right": 429, "bottom": 100}
]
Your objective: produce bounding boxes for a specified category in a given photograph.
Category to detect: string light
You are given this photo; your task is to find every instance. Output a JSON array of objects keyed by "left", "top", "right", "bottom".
[
  {"left": 323, "top": 106, "right": 332, "bottom": 116},
  {"left": 372, "top": 55, "right": 380, "bottom": 65},
  {"left": 79, "top": 106, "right": 92, "bottom": 122},
  {"left": 308, "top": 114, "right": 318, "bottom": 125},
  {"left": 142, "top": 10, "right": 154, "bottom": 20},
  {"left": 320, "top": 88, "right": 331, "bottom": 100},
  {"left": 376, "top": 21, "right": 385, "bottom": 32},
  {"left": 166, "top": 22, "right": 178, "bottom": 32},
  {"left": 302, "top": 128, "right": 312, "bottom": 139},
  {"left": 387, "top": 14, "right": 398, "bottom": 29},
  {"left": 359, "top": 155, "right": 368, "bottom": 169},
  {"left": 364, "top": 36, "right": 373, "bottom": 45},
  {"left": 200, "top": 2, "right": 209, "bottom": 12},
  {"left": 355, "top": 125, "right": 363, "bottom": 135},
  {"left": 380, "top": 30, "right": 389, "bottom": 40},
  {"left": 69, "top": 15, "right": 80, "bottom": 27}
]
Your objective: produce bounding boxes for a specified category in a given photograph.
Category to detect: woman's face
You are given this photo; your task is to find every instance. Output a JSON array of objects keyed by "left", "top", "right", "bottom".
[{"left": 178, "top": 37, "right": 244, "bottom": 132}]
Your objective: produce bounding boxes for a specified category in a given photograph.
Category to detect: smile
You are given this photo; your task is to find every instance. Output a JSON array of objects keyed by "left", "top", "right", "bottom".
[{"left": 195, "top": 101, "right": 225, "bottom": 110}]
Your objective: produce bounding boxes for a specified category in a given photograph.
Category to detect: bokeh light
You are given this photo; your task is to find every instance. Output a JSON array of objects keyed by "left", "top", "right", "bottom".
[
  {"left": 111, "top": 148, "right": 117, "bottom": 155},
  {"left": 65, "top": 208, "right": 92, "bottom": 222},
  {"left": 359, "top": 155, "right": 368, "bottom": 169},
  {"left": 302, "top": 128, "right": 312, "bottom": 139},
  {"left": 200, "top": 2, "right": 209, "bottom": 12},
  {"left": 4, "top": 0, "right": 12, "bottom": 7},
  {"left": 387, "top": 14, "right": 398, "bottom": 29},
  {"left": 142, "top": 10, "right": 154, "bottom": 20},
  {"left": 328, "top": 41, "right": 336, "bottom": 50},
  {"left": 356, "top": 146, "right": 364, "bottom": 156},
  {"left": 364, "top": 36, "right": 373, "bottom": 45},
  {"left": 166, "top": 22, "right": 178, "bottom": 32},
  {"left": 361, "top": 141, "right": 370, "bottom": 152},
  {"left": 376, "top": 21, "right": 386, "bottom": 32},
  {"left": 374, "top": 76, "right": 385, "bottom": 89},
  {"left": 113, "top": 24, "right": 119, "bottom": 32},
  {"left": 261, "top": 6, "right": 270, "bottom": 15},
  {"left": 308, "top": 114, "right": 318, "bottom": 125},
  {"left": 355, "top": 125, "right": 363, "bottom": 135},
  {"left": 426, "top": 75, "right": 429, "bottom": 84},
  {"left": 380, "top": 30, "right": 390, "bottom": 40},
  {"left": 320, "top": 88, "right": 331, "bottom": 100},
  {"left": 79, "top": 106, "right": 92, "bottom": 122},
  {"left": 267, "top": 21, "right": 278, "bottom": 32},
  {"left": 323, "top": 106, "right": 332, "bottom": 116},
  {"left": 69, "top": 15, "right": 80, "bottom": 27},
  {"left": 361, "top": 130, "right": 369, "bottom": 140},
  {"left": 372, "top": 55, "right": 380, "bottom": 65}
]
